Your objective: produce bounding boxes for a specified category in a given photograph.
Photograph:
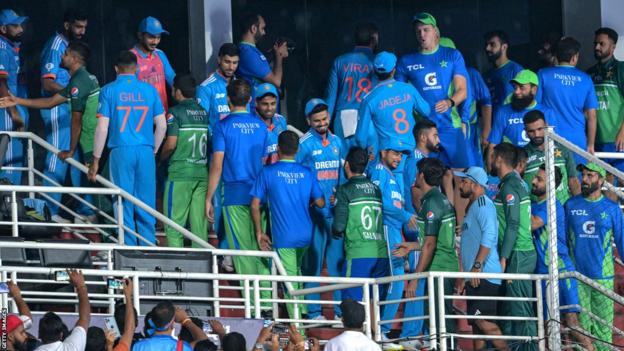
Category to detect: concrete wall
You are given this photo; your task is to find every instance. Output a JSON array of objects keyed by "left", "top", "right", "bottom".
[
  {"left": 601, "top": 0, "right": 624, "bottom": 60},
  {"left": 561, "top": 0, "right": 602, "bottom": 69}
]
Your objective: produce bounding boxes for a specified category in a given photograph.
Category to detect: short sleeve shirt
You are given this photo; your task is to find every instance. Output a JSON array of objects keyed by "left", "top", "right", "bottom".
[{"left": 417, "top": 187, "right": 458, "bottom": 272}]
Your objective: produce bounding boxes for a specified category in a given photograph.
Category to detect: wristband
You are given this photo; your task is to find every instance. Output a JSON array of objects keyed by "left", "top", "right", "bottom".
[
  {"left": 254, "top": 343, "right": 264, "bottom": 350},
  {"left": 181, "top": 318, "right": 192, "bottom": 326},
  {"left": 448, "top": 98, "right": 455, "bottom": 107}
]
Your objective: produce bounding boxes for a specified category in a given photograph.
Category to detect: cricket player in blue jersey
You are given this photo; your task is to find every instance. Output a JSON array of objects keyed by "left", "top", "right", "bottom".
[
  {"left": 237, "top": 13, "right": 288, "bottom": 109},
  {"left": 368, "top": 145, "right": 418, "bottom": 339},
  {"left": 325, "top": 22, "right": 377, "bottom": 146},
  {"left": 254, "top": 83, "right": 287, "bottom": 164},
  {"left": 530, "top": 165, "right": 594, "bottom": 351},
  {"left": 205, "top": 79, "right": 271, "bottom": 312},
  {"left": 251, "top": 130, "right": 325, "bottom": 319},
  {"left": 395, "top": 12, "right": 471, "bottom": 169},
  {"left": 197, "top": 43, "right": 239, "bottom": 255},
  {"left": 567, "top": 163, "right": 624, "bottom": 348},
  {"left": 197, "top": 43, "right": 239, "bottom": 133},
  {"left": 296, "top": 98, "right": 344, "bottom": 320},
  {"left": 88, "top": 51, "right": 166, "bottom": 245},
  {"left": 39, "top": 10, "right": 89, "bottom": 222},
  {"left": 0, "top": 10, "right": 28, "bottom": 185},
  {"left": 483, "top": 30, "right": 524, "bottom": 107},
  {"left": 537, "top": 37, "right": 598, "bottom": 162}
]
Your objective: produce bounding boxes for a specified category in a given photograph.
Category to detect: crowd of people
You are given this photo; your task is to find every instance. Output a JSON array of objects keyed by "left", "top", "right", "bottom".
[{"left": 1, "top": 5, "right": 624, "bottom": 351}]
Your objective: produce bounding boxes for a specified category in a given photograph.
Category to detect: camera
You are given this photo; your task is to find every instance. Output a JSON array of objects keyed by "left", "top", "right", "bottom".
[{"left": 275, "top": 37, "right": 296, "bottom": 53}]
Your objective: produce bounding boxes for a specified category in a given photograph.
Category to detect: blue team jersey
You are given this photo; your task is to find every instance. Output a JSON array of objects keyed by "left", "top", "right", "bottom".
[
  {"left": 537, "top": 65, "right": 599, "bottom": 148},
  {"left": 264, "top": 113, "right": 288, "bottom": 164},
  {"left": 213, "top": 111, "right": 269, "bottom": 206},
  {"left": 97, "top": 74, "right": 164, "bottom": 149},
  {"left": 325, "top": 46, "right": 375, "bottom": 116},
  {"left": 483, "top": 60, "right": 524, "bottom": 107},
  {"left": 465, "top": 67, "right": 492, "bottom": 124},
  {"left": 566, "top": 195, "right": 624, "bottom": 279},
  {"left": 532, "top": 199, "right": 574, "bottom": 274},
  {"left": 296, "top": 129, "right": 343, "bottom": 217},
  {"left": 355, "top": 79, "right": 430, "bottom": 152},
  {"left": 0, "top": 35, "right": 20, "bottom": 94},
  {"left": 395, "top": 45, "right": 469, "bottom": 129},
  {"left": 40, "top": 32, "right": 70, "bottom": 96},
  {"left": 485, "top": 175, "right": 500, "bottom": 200},
  {"left": 251, "top": 160, "right": 323, "bottom": 248},
  {"left": 237, "top": 42, "right": 272, "bottom": 90},
  {"left": 489, "top": 102, "right": 556, "bottom": 147},
  {"left": 368, "top": 161, "right": 411, "bottom": 229},
  {"left": 197, "top": 71, "right": 230, "bottom": 133}
]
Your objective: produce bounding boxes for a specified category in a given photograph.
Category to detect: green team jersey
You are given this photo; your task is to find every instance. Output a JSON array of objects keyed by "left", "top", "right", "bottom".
[
  {"left": 166, "top": 99, "right": 210, "bottom": 181},
  {"left": 332, "top": 175, "right": 387, "bottom": 260},
  {"left": 524, "top": 142, "right": 576, "bottom": 204},
  {"left": 587, "top": 57, "right": 624, "bottom": 144},
  {"left": 417, "top": 187, "right": 458, "bottom": 272},
  {"left": 495, "top": 171, "right": 534, "bottom": 258},
  {"left": 59, "top": 66, "right": 100, "bottom": 154}
]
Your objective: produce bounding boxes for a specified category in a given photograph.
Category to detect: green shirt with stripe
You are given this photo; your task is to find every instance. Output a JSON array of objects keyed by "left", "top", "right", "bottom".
[
  {"left": 523, "top": 142, "right": 576, "bottom": 204},
  {"left": 332, "top": 175, "right": 387, "bottom": 260},
  {"left": 166, "top": 99, "right": 210, "bottom": 181},
  {"left": 495, "top": 171, "right": 534, "bottom": 258},
  {"left": 59, "top": 66, "right": 100, "bottom": 154},
  {"left": 417, "top": 187, "right": 458, "bottom": 272},
  {"left": 587, "top": 57, "right": 624, "bottom": 144}
]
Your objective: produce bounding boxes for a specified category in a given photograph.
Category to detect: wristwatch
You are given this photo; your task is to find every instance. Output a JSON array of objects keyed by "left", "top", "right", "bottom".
[
  {"left": 472, "top": 261, "right": 482, "bottom": 270},
  {"left": 448, "top": 98, "right": 456, "bottom": 107}
]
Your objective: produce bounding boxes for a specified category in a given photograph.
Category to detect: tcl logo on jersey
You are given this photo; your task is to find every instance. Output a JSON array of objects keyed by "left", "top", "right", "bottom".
[
  {"left": 424, "top": 72, "right": 437, "bottom": 86},
  {"left": 406, "top": 64, "right": 425, "bottom": 71},
  {"left": 571, "top": 209, "right": 588, "bottom": 216},
  {"left": 582, "top": 221, "right": 596, "bottom": 235}
]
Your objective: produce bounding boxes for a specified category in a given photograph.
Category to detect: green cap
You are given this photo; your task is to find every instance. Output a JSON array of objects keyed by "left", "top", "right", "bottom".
[
  {"left": 577, "top": 162, "right": 606, "bottom": 178},
  {"left": 413, "top": 12, "right": 437, "bottom": 26},
  {"left": 510, "top": 69, "right": 539, "bottom": 86},
  {"left": 439, "top": 37, "right": 456, "bottom": 49}
]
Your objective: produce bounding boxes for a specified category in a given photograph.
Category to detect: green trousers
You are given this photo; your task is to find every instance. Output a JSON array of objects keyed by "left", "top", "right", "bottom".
[
  {"left": 164, "top": 180, "right": 209, "bottom": 248},
  {"left": 501, "top": 249, "right": 538, "bottom": 351},
  {"left": 223, "top": 205, "right": 271, "bottom": 312},
  {"left": 277, "top": 247, "right": 308, "bottom": 319},
  {"left": 578, "top": 278, "right": 614, "bottom": 351}
]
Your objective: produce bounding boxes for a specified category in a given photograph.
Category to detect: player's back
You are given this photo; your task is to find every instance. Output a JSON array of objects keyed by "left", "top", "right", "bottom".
[
  {"left": 99, "top": 75, "right": 162, "bottom": 149},
  {"left": 328, "top": 48, "right": 375, "bottom": 113}
]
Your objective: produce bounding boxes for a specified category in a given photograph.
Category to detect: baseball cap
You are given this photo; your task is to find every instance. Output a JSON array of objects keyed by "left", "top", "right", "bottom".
[
  {"left": 0, "top": 9, "right": 28, "bottom": 26},
  {"left": 254, "top": 83, "right": 278, "bottom": 100},
  {"left": 138, "top": 16, "right": 169, "bottom": 36},
  {"left": 373, "top": 51, "right": 397, "bottom": 73},
  {"left": 6, "top": 314, "right": 23, "bottom": 333},
  {"left": 413, "top": 12, "right": 437, "bottom": 26},
  {"left": 510, "top": 69, "right": 539, "bottom": 86},
  {"left": 305, "top": 98, "right": 328, "bottom": 116},
  {"left": 577, "top": 162, "right": 606, "bottom": 178},
  {"left": 454, "top": 166, "right": 488, "bottom": 188}
]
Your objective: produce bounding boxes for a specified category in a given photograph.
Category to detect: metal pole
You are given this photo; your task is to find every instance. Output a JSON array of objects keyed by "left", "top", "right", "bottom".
[
  {"left": 536, "top": 278, "right": 546, "bottom": 351},
  {"left": 253, "top": 279, "right": 261, "bottom": 318},
  {"left": 27, "top": 139, "right": 34, "bottom": 198},
  {"left": 427, "top": 275, "right": 437, "bottom": 350},
  {"left": 437, "top": 276, "right": 447, "bottom": 351},
  {"left": 212, "top": 255, "right": 220, "bottom": 317},
  {"left": 132, "top": 275, "right": 140, "bottom": 313},
  {"left": 117, "top": 194, "right": 124, "bottom": 245},
  {"left": 1, "top": 271, "right": 8, "bottom": 311},
  {"left": 10, "top": 192, "right": 18, "bottom": 237},
  {"left": 544, "top": 127, "right": 562, "bottom": 349},
  {"left": 244, "top": 280, "right": 251, "bottom": 318},
  {"left": 363, "top": 283, "right": 372, "bottom": 339},
  {"left": 372, "top": 283, "right": 382, "bottom": 341},
  {"left": 108, "top": 249, "right": 115, "bottom": 314},
  {"left": 271, "top": 262, "right": 278, "bottom": 318}
]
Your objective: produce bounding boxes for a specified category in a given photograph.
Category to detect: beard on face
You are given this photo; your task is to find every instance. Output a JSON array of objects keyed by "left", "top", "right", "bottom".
[
  {"left": 459, "top": 187, "right": 472, "bottom": 199},
  {"left": 531, "top": 136, "right": 545, "bottom": 146},
  {"left": 12, "top": 338, "right": 28, "bottom": 351},
  {"left": 511, "top": 94, "right": 534, "bottom": 111},
  {"left": 531, "top": 185, "right": 546, "bottom": 197},
  {"left": 594, "top": 50, "right": 609, "bottom": 61},
  {"left": 486, "top": 50, "right": 502, "bottom": 63},
  {"left": 581, "top": 181, "right": 601, "bottom": 197},
  {"left": 426, "top": 140, "right": 440, "bottom": 153},
  {"left": 490, "top": 163, "right": 500, "bottom": 178}
]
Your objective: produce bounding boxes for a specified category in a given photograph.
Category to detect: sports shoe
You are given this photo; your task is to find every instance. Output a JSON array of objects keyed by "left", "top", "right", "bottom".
[
  {"left": 398, "top": 338, "right": 423, "bottom": 350},
  {"left": 52, "top": 215, "right": 71, "bottom": 224},
  {"left": 380, "top": 333, "right": 404, "bottom": 350}
]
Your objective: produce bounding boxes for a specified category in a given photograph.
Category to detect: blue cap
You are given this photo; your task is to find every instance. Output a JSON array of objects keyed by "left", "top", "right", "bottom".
[
  {"left": 138, "top": 16, "right": 169, "bottom": 35},
  {"left": 254, "top": 83, "right": 278, "bottom": 100},
  {"left": 305, "top": 98, "right": 328, "bottom": 116},
  {"left": 0, "top": 9, "right": 28, "bottom": 26},
  {"left": 373, "top": 51, "right": 397, "bottom": 73},
  {"left": 454, "top": 167, "right": 488, "bottom": 188}
]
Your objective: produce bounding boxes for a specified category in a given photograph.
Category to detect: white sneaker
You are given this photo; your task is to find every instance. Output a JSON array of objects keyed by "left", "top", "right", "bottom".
[
  {"left": 398, "top": 339, "right": 423, "bottom": 351},
  {"left": 381, "top": 333, "right": 404, "bottom": 350},
  {"left": 52, "top": 215, "right": 71, "bottom": 224},
  {"left": 221, "top": 256, "right": 234, "bottom": 272}
]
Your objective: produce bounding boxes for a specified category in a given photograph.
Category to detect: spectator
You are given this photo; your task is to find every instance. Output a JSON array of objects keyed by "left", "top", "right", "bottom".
[
  {"left": 236, "top": 13, "right": 288, "bottom": 93},
  {"left": 193, "top": 340, "right": 217, "bottom": 351},
  {"left": 483, "top": 30, "right": 524, "bottom": 108},
  {"left": 132, "top": 303, "right": 203, "bottom": 351},
  {"left": 5, "top": 282, "right": 33, "bottom": 351},
  {"left": 222, "top": 332, "right": 246, "bottom": 351},
  {"left": 204, "top": 79, "right": 271, "bottom": 314},
  {"left": 537, "top": 36, "right": 598, "bottom": 163},
  {"left": 491, "top": 143, "right": 537, "bottom": 350},
  {"left": 160, "top": 74, "right": 210, "bottom": 248},
  {"left": 113, "top": 279, "right": 137, "bottom": 351},
  {"left": 455, "top": 167, "right": 507, "bottom": 351},
  {"left": 87, "top": 50, "right": 166, "bottom": 245},
  {"left": 35, "top": 269, "right": 90, "bottom": 351},
  {"left": 251, "top": 130, "right": 325, "bottom": 318},
  {"left": 177, "top": 317, "right": 202, "bottom": 344},
  {"left": 324, "top": 299, "right": 380, "bottom": 351},
  {"left": 86, "top": 327, "right": 107, "bottom": 351},
  {"left": 566, "top": 162, "right": 624, "bottom": 348},
  {"left": 131, "top": 16, "right": 175, "bottom": 112}
]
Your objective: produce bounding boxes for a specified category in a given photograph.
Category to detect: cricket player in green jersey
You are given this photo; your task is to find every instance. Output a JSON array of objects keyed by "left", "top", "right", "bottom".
[
  {"left": 160, "top": 74, "right": 209, "bottom": 247},
  {"left": 492, "top": 142, "right": 537, "bottom": 351}
]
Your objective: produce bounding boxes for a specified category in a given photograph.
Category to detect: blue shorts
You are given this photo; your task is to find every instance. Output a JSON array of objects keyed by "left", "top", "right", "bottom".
[
  {"left": 596, "top": 143, "right": 624, "bottom": 173},
  {"left": 438, "top": 127, "right": 475, "bottom": 169},
  {"left": 342, "top": 257, "right": 390, "bottom": 301},
  {"left": 540, "top": 274, "right": 580, "bottom": 317}
]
